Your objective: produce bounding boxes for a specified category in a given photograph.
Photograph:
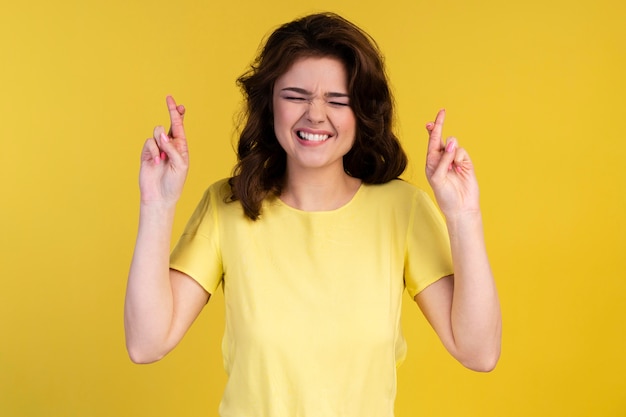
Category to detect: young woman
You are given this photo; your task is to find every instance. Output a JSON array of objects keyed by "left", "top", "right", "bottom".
[{"left": 125, "top": 12, "right": 501, "bottom": 417}]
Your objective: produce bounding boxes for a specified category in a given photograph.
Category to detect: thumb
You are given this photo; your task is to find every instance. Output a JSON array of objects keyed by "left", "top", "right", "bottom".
[
  {"left": 156, "top": 132, "right": 187, "bottom": 169},
  {"left": 431, "top": 138, "right": 457, "bottom": 181}
]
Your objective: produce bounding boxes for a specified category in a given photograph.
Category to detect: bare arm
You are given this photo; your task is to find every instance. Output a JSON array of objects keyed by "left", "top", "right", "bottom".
[
  {"left": 415, "top": 110, "right": 501, "bottom": 372},
  {"left": 124, "top": 96, "right": 210, "bottom": 364}
]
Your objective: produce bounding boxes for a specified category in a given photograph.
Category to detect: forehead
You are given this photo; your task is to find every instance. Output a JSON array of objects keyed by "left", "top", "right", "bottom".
[{"left": 275, "top": 56, "right": 349, "bottom": 91}]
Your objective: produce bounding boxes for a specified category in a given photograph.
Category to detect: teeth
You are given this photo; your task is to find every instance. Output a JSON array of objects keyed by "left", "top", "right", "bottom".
[{"left": 298, "top": 131, "right": 329, "bottom": 142}]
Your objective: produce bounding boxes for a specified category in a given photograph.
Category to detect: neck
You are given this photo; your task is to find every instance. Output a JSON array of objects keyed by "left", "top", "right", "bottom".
[{"left": 280, "top": 166, "right": 362, "bottom": 212}]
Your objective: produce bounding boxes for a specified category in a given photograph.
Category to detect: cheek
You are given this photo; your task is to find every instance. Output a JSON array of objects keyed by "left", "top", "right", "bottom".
[
  {"left": 271, "top": 96, "right": 285, "bottom": 123},
  {"left": 273, "top": 104, "right": 300, "bottom": 129},
  {"left": 340, "top": 113, "right": 357, "bottom": 135}
]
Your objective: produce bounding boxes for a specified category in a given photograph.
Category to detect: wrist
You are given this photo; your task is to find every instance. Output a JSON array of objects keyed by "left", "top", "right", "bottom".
[
  {"left": 444, "top": 209, "right": 483, "bottom": 232},
  {"left": 139, "top": 199, "right": 178, "bottom": 217}
]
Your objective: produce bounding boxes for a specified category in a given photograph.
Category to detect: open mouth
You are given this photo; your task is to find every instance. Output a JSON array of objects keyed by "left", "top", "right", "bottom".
[{"left": 297, "top": 130, "right": 330, "bottom": 142}]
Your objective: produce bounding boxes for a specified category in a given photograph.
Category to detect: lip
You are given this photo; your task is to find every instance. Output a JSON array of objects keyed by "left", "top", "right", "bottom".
[{"left": 294, "top": 127, "right": 334, "bottom": 146}]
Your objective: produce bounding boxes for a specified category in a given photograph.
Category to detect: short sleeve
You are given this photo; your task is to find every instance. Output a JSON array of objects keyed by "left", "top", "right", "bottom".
[
  {"left": 404, "top": 190, "right": 454, "bottom": 298},
  {"left": 170, "top": 185, "right": 223, "bottom": 295}
]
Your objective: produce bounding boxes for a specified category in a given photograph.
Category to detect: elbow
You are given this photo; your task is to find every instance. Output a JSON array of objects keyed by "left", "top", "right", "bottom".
[
  {"left": 458, "top": 347, "right": 501, "bottom": 372},
  {"left": 455, "top": 321, "right": 502, "bottom": 372},
  {"left": 126, "top": 342, "right": 167, "bottom": 365},
  {"left": 124, "top": 324, "right": 172, "bottom": 364},
  {"left": 462, "top": 355, "right": 499, "bottom": 372},
  {"left": 128, "top": 351, "right": 161, "bottom": 365},
  {"left": 127, "top": 349, "right": 165, "bottom": 365}
]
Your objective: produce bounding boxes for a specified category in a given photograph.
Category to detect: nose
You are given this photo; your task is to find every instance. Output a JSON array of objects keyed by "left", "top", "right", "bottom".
[{"left": 305, "top": 99, "right": 325, "bottom": 124}]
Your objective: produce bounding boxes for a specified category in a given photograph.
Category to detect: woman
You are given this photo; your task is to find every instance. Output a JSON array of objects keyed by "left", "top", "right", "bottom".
[{"left": 125, "top": 12, "right": 501, "bottom": 417}]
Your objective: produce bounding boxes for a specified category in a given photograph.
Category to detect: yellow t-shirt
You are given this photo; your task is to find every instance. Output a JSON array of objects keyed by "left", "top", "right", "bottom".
[{"left": 170, "top": 178, "right": 453, "bottom": 417}]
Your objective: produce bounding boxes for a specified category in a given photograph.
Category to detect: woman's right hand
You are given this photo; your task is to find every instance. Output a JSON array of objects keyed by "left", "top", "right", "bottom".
[
  {"left": 127, "top": 97, "right": 208, "bottom": 364},
  {"left": 139, "top": 95, "right": 189, "bottom": 206}
]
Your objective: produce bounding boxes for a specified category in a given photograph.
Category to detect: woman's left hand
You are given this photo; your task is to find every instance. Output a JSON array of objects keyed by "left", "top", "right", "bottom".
[{"left": 425, "top": 109, "right": 480, "bottom": 218}]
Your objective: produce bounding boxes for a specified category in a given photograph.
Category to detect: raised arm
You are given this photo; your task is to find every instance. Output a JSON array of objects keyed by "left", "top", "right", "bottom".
[
  {"left": 415, "top": 109, "right": 501, "bottom": 372},
  {"left": 124, "top": 96, "right": 210, "bottom": 364}
]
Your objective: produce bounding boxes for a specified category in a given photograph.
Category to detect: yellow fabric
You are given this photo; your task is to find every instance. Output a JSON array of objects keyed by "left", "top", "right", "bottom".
[{"left": 170, "top": 178, "right": 453, "bottom": 417}]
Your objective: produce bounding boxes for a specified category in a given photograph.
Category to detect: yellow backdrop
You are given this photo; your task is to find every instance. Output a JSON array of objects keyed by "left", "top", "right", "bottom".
[{"left": 1, "top": 0, "right": 624, "bottom": 416}]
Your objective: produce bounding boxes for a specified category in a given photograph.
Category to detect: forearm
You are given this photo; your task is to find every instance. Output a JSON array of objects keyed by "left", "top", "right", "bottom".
[
  {"left": 124, "top": 203, "right": 177, "bottom": 362},
  {"left": 446, "top": 210, "right": 501, "bottom": 370}
]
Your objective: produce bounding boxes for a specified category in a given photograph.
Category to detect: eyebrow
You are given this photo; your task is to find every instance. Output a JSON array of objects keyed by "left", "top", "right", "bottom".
[{"left": 280, "top": 87, "right": 350, "bottom": 98}]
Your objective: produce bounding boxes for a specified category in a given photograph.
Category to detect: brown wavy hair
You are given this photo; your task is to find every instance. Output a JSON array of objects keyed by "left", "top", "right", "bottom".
[{"left": 229, "top": 12, "right": 407, "bottom": 220}]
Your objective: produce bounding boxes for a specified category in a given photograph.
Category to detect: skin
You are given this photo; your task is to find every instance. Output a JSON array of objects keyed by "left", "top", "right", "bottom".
[
  {"left": 272, "top": 56, "right": 360, "bottom": 211},
  {"left": 124, "top": 58, "right": 501, "bottom": 371},
  {"left": 125, "top": 96, "right": 209, "bottom": 363},
  {"left": 415, "top": 110, "right": 502, "bottom": 371}
]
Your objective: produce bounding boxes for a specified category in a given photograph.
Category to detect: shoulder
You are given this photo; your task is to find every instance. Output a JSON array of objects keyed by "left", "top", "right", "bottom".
[
  {"left": 201, "top": 178, "right": 250, "bottom": 222},
  {"left": 361, "top": 179, "right": 441, "bottom": 218},
  {"left": 363, "top": 179, "right": 428, "bottom": 201},
  {"left": 186, "top": 179, "right": 235, "bottom": 224},
  {"left": 205, "top": 178, "right": 232, "bottom": 199},
  {"left": 196, "top": 178, "right": 235, "bottom": 209}
]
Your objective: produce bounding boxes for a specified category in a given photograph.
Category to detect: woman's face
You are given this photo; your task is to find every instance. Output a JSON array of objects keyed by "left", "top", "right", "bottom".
[{"left": 272, "top": 56, "right": 356, "bottom": 176}]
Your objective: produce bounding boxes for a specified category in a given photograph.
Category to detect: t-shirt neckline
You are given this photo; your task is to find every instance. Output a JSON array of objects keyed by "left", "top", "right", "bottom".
[{"left": 274, "top": 183, "right": 366, "bottom": 215}]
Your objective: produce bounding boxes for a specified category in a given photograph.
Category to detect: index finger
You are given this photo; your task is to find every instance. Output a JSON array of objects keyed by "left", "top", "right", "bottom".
[
  {"left": 166, "top": 95, "right": 186, "bottom": 139},
  {"left": 426, "top": 109, "right": 446, "bottom": 155}
]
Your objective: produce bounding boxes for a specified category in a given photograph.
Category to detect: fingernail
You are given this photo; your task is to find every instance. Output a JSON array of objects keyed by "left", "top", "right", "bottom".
[
  {"left": 161, "top": 132, "right": 169, "bottom": 143},
  {"left": 446, "top": 140, "right": 456, "bottom": 152}
]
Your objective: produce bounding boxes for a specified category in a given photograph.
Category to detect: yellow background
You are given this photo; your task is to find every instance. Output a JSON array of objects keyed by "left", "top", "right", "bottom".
[{"left": 1, "top": 0, "right": 624, "bottom": 416}]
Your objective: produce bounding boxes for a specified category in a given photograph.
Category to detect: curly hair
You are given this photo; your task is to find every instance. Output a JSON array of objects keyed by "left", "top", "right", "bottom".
[{"left": 229, "top": 12, "right": 407, "bottom": 220}]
